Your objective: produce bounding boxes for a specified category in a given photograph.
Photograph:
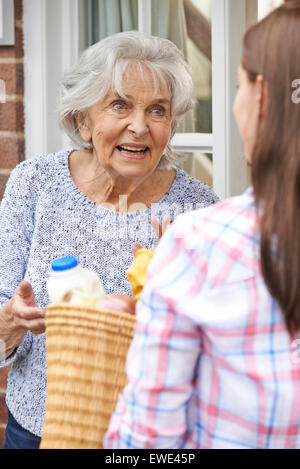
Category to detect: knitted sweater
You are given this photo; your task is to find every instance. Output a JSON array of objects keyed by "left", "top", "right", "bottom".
[{"left": 0, "top": 149, "right": 219, "bottom": 437}]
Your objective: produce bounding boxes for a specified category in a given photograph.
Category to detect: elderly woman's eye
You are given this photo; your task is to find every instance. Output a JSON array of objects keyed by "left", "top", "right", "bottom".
[
  {"left": 112, "top": 101, "right": 127, "bottom": 111},
  {"left": 150, "top": 106, "right": 165, "bottom": 116}
]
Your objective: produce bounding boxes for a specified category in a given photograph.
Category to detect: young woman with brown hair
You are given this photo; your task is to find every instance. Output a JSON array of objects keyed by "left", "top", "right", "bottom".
[
  {"left": 242, "top": 1, "right": 300, "bottom": 335},
  {"left": 104, "top": 2, "right": 300, "bottom": 449}
]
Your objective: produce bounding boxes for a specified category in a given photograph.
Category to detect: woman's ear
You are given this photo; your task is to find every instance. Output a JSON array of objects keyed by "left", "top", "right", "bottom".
[
  {"left": 260, "top": 80, "right": 269, "bottom": 118},
  {"left": 75, "top": 112, "right": 92, "bottom": 142},
  {"left": 256, "top": 75, "right": 269, "bottom": 119}
]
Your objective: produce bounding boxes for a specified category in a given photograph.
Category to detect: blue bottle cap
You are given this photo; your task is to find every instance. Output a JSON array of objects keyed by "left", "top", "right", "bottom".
[{"left": 51, "top": 256, "right": 78, "bottom": 272}]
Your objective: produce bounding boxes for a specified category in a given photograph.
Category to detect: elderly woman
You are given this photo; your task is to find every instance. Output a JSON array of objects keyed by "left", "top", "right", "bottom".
[{"left": 0, "top": 31, "right": 218, "bottom": 449}]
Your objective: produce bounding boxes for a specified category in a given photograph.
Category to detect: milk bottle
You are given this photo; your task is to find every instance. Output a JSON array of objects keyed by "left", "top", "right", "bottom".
[{"left": 47, "top": 256, "right": 105, "bottom": 307}]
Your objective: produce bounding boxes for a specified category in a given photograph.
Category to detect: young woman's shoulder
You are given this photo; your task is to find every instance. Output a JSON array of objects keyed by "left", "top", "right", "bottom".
[{"left": 171, "top": 187, "right": 256, "bottom": 250}]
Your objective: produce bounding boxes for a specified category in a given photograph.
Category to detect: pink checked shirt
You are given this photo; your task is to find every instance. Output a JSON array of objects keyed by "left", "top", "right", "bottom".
[{"left": 104, "top": 188, "right": 300, "bottom": 449}]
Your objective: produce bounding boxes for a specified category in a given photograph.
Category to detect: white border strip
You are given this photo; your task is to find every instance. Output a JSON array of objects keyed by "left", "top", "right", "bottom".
[
  {"left": 172, "top": 133, "right": 213, "bottom": 153},
  {"left": 0, "top": 0, "right": 3, "bottom": 39},
  {"left": 23, "top": 0, "right": 46, "bottom": 158}
]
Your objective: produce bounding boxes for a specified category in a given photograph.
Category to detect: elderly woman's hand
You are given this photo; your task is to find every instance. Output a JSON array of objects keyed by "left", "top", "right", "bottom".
[
  {"left": 132, "top": 214, "right": 171, "bottom": 256},
  {"left": 0, "top": 281, "right": 46, "bottom": 358},
  {"left": 11, "top": 281, "right": 46, "bottom": 334},
  {"left": 10, "top": 281, "right": 46, "bottom": 334}
]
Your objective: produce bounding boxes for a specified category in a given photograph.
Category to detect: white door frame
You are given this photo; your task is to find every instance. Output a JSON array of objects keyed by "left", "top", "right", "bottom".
[
  {"left": 212, "top": 0, "right": 256, "bottom": 199},
  {"left": 23, "top": 0, "right": 80, "bottom": 159}
]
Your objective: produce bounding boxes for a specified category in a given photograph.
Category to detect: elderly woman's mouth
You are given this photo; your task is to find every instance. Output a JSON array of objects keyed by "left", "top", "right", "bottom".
[{"left": 116, "top": 145, "right": 149, "bottom": 159}]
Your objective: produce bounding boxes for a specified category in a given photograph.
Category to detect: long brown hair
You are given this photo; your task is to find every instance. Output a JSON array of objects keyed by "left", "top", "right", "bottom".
[{"left": 242, "top": 1, "right": 300, "bottom": 335}]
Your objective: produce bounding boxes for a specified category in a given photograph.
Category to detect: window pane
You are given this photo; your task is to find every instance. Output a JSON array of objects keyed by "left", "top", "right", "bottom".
[
  {"left": 193, "top": 152, "right": 213, "bottom": 187},
  {"left": 88, "top": 0, "right": 138, "bottom": 45},
  {"left": 151, "top": 0, "right": 212, "bottom": 134}
]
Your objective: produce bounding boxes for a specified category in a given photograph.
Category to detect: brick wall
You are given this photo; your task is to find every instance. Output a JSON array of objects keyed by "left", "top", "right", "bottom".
[
  {"left": 0, "top": 0, "right": 25, "bottom": 448},
  {"left": 0, "top": 365, "right": 11, "bottom": 447},
  {"left": 0, "top": 0, "right": 24, "bottom": 199}
]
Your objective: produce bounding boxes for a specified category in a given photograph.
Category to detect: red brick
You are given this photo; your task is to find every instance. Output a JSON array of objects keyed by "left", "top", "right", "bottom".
[
  {"left": 0, "top": 63, "right": 24, "bottom": 95},
  {"left": 0, "top": 367, "right": 10, "bottom": 389},
  {"left": 0, "top": 47, "right": 15, "bottom": 60},
  {"left": 0, "top": 0, "right": 24, "bottom": 200},
  {"left": 14, "top": 22, "right": 24, "bottom": 57},
  {"left": 0, "top": 173, "right": 10, "bottom": 200},
  {"left": 0, "top": 393, "right": 7, "bottom": 425},
  {"left": 0, "top": 101, "right": 24, "bottom": 132},
  {"left": 0, "top": 135, "right": 24, "bottom": 168},
  {"left": 14, "top": 0, "right": 23, "bottom": 22},
  {"left": 0, "top": 372, "right": 8, "bottom": 390},
  {"left": 0, "top": 424, "right": 6, "bottom": 448}
]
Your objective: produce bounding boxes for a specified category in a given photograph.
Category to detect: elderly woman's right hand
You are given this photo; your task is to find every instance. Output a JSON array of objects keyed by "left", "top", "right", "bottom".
[
  {"left": 132, "top": 214, "right": 171, "bottom": 256},
  {"left": 0, "top": 281, "right": 45, "bottom": 360}
]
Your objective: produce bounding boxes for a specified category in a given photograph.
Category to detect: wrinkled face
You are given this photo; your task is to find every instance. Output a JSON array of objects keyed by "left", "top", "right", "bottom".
[
  {"left": 233, "top": 65, "right": 261, "bottom": 164},
  {"left": 79, "top": 64, "right": 173, "bottom": 180}
]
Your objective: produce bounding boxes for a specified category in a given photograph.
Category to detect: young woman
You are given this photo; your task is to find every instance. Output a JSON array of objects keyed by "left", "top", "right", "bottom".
[{"left": 104, "top": 2, "right": 300, "bottom": 449}]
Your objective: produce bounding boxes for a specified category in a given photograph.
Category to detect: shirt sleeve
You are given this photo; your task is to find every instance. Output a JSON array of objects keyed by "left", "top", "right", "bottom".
[
  {"left": 104, "top": 215, "right": 206, "bottom": 449},
  {"left": 0, "top": 163, "right": 35, "bottom": 367}
]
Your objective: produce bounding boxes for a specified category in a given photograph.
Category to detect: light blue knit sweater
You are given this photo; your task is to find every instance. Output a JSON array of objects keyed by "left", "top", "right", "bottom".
[{"left": 0, "top": 149, "right": 218, "bottom": 437}]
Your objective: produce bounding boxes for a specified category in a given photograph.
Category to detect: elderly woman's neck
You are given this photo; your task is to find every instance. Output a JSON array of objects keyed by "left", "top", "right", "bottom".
[{"left": 69, "top": 150, "right": 175, "bottom": 211}]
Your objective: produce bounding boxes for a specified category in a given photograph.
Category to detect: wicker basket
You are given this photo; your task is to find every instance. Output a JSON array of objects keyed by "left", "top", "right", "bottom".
[{"left": 40, "top": 303, "right": 136, "bottom": 449}]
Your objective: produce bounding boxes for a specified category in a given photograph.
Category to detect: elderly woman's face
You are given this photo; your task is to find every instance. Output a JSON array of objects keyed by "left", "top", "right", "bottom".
[{"left": 79, "top": 65, "right": 173, "bottom": 180}]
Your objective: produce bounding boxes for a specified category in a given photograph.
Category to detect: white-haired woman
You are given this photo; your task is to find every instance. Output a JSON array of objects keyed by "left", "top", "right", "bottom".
[{"left": 0, "top": 31, "right": 218, "bottom": 449}]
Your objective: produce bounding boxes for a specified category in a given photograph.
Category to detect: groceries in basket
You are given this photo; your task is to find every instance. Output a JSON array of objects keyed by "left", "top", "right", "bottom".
[
  {"left": 47, "top": 255, "right": 136, "bottom": 314},
  {"left": 47, "top": 255, "right": 105, "bottom": 307},
  {"left": 41, "top": 249, "right": 155, "bottom": 449},
  {"left": 127, "top": 248, "right": 155, "bottom": 302},
  {"left": 41, "top": 256, "right": 137, "bottom": 449}
]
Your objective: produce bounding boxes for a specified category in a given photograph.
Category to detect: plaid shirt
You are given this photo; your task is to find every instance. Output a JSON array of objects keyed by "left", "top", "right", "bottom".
[{"left": 104, "top": 188, "right": 300, "bottom": 449}]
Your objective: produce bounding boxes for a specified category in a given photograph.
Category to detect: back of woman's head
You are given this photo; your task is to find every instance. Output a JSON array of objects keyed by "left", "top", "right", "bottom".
[{"left": 242, "top": 1, "right": 300, "bottom": 334}]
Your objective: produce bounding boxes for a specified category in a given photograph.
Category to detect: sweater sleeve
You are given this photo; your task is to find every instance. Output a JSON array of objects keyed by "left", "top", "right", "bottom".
[
  {"left": 176, "top": 170, "right": 220, "bottom": 212},
  {"left": 189, "top": 180, "right": 220, "bottom": 208},
  {"left": 0, "top": 162, "right": 36, "bottom": 367}
]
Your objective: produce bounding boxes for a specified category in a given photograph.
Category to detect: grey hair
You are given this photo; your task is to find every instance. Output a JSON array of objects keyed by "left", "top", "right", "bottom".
[{"left": 58, "top": 30, "right": 194, "bottom": 169}]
